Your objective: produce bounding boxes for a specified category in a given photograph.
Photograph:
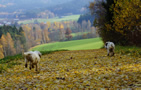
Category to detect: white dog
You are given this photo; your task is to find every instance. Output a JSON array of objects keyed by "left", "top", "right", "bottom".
[
  {"left": 23, "top": 51, "right": 41, "bottom": 72},
  {"left": 105, "top": 41, "right": 115, "bottom": 56}
]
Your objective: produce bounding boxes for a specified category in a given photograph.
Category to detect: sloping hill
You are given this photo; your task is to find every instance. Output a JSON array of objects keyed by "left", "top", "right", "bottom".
[
  {"left": 0, "top": 49, "right": 141, "bottom": 89},
  {"left": 47, "top": 0, "right": 93, "bottom": 16},
  {"left": 31, "top": 38, "right": 104, "bottom": 51},
  {"left": 0, "top": 0, "right": 73, "bottom": 12},
  {"left": 0, "top": 0, "right": 93, "bottom": 16}
]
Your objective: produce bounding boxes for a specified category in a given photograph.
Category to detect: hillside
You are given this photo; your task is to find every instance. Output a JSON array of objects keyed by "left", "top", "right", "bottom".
[
  {"left": 18, "top": 14, "right": 80, "bottom": 24},
  {"left": 0, "top": 0, "right": 73, "bottom": 12},
  {"left": 0, "top": 0, "right": 93, "bottom": 18},
  {"left": 0, "top": 49, "right": 141, "bottom": 89},
  {"left": 31, "top": 38, "right": 104, "bottom": 51},
  {"left": 47, "top": 0, "right": 93, "bottom": 16}
]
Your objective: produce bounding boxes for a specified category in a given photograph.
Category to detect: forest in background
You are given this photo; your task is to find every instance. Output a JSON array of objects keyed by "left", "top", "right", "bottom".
[
  {"left": 0, "top": 19, "right": 98, "bottom": 59},
  {"left": 0, "top": 25, "right": 26, "bottom": 59},
  {"left": 22, "top": 20, "right": 98, "bottom": 51}
]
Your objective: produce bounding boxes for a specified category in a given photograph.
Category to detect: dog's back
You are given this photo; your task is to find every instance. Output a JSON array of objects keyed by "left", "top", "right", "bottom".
[{"left": 109, "top": 43, "right": 115, "bottom": 51}]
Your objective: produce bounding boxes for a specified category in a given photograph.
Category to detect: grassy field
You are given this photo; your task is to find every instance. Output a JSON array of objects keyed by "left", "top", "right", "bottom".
[
  {"left": 31, "top": 37, "right": 141, "bottom": 56},
  {"left": 31, "top": 38, "right": 104, "bottom": 51},
  {"left": 18, "top": 15, "right": 80, "bottom": 24}
]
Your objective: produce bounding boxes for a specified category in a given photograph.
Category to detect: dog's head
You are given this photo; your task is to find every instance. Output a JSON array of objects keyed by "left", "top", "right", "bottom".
[{"left": 104, "top": 42, "right": 109, "bottom": 49}]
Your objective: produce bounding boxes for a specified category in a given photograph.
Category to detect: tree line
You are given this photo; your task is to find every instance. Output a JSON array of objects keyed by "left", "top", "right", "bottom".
[
  {"left": 89, "top": 0, "right": 141, "bottom": 46},
  {"left": 0, "top": 20, "right": 98, "bottom": 59},
  {"left": 22, "top": 21, "right": 98, "bottom": 49},
  {"left": 0, "top": 25, "right": 26, "bottom": 59}
]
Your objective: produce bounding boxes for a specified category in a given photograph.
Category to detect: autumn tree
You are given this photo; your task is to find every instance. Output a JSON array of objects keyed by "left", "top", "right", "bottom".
[
  {"left": 0, "top": 34, "right": 7, "bottom": 56},
  {"left": 59, "top": 24, "right": 65, "bottom": 41},
  {"left": 87, "top": 20, "right": 92, "bottom": 31},
  {"left": 0, "top": 33, "right": 16, "bottom": 56},
  {"left": 113, "top": 0, "right": 141, "bottom": 45},
  {"left": 53, "top": 22, "right": 60, "bottom": 31},
  {"left": 89, "top": 0, "right": 141, "bottom": 45},
  {"left": 42, "top": 26, "right": 50, "bottom": 43},
  {"left": 89, "top": 0, "right": 117, "bottom": 43},
  {"left": 46, "top": 22, "right": 51, "bottom": 28},
  {"left": 6, "top": 33, "right": 16, "bottom": 56},
  {"left": 65, "top": 27, "right": 72, "bottom": 41},
  {"left": 22, "top": 24, "right": 33, "bottom": 49},
  {"left": 34, "top": 24, "right": 42, "bottom": 44},
  {"left": 0, "top": 44, "right": 4, "bottom": 59},
  {"left": 0, "top": 25, "right": 26, "bottom": 56}
]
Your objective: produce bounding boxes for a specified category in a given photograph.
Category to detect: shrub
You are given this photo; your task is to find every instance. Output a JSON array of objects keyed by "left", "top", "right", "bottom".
[{"left": 89, "top": 0, "right": 141, "bottom": 46}]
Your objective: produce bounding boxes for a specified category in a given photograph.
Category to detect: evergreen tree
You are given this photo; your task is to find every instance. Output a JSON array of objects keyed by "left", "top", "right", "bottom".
[{"left": 19, "top": 27, "right": 26, "bottom": 45}]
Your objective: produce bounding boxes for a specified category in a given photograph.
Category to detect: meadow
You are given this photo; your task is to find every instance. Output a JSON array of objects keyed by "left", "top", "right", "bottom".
[
  {"left": 18, "top": 15, "right": 80, "bottom": 24},
  {"left": 0, "top": 37, "right": 141, "bottom": 89},
  {"left": 31, "top": 38, "right": 104, "bottom": 51}
]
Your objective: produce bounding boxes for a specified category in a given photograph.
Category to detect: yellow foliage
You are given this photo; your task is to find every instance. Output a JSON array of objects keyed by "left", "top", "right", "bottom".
[
  {"left": 46, "top": 22, "right": 51, "bottom": 28},
  {"left": 0, "top": 49, "right": 141, "bottom": 89},
  {"left": 113, "top": 0, "right": 141, "bottom": 35},
  {"left": 0, "top": 44, "right": 4, "bottom": 59},
  {"left": 59, "top": 24, "right": 64, "bottom": 29}
]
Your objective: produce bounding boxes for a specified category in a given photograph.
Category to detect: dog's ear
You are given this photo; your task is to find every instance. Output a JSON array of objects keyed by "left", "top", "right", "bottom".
[
  {"left": 105, "top": 42, "right": 108, "bottom": 46},
  {"left": 38, "top": 54, "right": 41, "bottom": 58},
  {"left": 105, "top": 42, "right": 108, "bottom": 49}
]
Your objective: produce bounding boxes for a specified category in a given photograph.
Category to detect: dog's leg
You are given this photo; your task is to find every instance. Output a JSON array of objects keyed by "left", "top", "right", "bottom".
[
  {"left": 107, "top": 49, "right": 109, "bottom": 56},
  {"left": 35, "top": 64, "right": 38, "bottom": 71},
  {"left": 32, "top": 64, "right": 34, "bottom": 68},
  {"left": 113, "top": 52, "right": 115, "bottom": 56},
  {"left": 25, "top": 59, "right": 28, "bottom": 68},
  {"left": 25, "top": 63, "right": 28, "bottom": 68},
  {"left": 29, "top": 62, "right": 32, "bottom": 70}
]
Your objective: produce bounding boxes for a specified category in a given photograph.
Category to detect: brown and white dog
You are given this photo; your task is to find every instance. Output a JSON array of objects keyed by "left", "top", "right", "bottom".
[
  {"left": 105, "top": 41, "right": 115, "bottom": 56},
  {"left": 23, "top": 51, "right": 42, "bottom": 72}
]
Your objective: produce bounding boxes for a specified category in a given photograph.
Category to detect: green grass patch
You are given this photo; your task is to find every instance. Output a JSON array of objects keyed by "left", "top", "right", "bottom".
[
  {"left": 18, "top": 15, "right": 80, "bottom": 24},
  {"left": 31, "top": 38, "right": 104, "bottom": 51},
  {"left": 115, "top": 45, "right": 141, "bottom": 56},
  {"left": 0, "top": 54, "right": 23, "bottom": 64}
]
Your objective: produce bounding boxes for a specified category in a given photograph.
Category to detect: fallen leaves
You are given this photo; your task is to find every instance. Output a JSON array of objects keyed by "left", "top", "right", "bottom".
[{"left": 0, "top": 49, "right": 141, "bottom": 89}]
